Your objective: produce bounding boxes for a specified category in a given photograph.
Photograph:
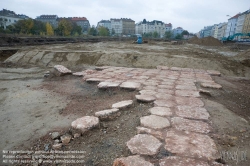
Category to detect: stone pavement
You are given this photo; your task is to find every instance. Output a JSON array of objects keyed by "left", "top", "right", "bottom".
[{"left": 66, "top": 65, "right": 225, "bottom": 165}]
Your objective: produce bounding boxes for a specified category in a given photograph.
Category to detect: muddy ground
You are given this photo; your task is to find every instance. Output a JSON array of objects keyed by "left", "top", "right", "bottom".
[{"left": 0, "top": 40, "right": 250, "bottom": 166}]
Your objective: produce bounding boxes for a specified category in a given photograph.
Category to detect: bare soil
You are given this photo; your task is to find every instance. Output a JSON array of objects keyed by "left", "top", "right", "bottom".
[{"left": 0, "top": 40, "right": 250, "bottom": 166}]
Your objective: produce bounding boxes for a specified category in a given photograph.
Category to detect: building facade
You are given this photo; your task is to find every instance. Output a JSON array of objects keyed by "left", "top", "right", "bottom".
[
  {"left": 97, "top": 20, "right": 111, "bottom": 33},
  {"left": 135, "top": 19, "right": 165, "bottom": 37},
  {"left": 122, "top": 18, "right": 135, "bottom": 35},
  {"left": 225, "top": 14, "right": 240, "bottom": 37},
  {"left": 217, "top": 23, "right": 227, "bottom": 40},
  {"left": 111, "top": 18, "right": 123, "bottom": 35},
  {"left": 36, "top": 15, "right": 58, "bottom": 28},
  {"left": 70, "top": 17, "right": 90, "bottom": 33},
  {"left": 172, "top": 27, "right": 184, "bottom": 37},
  {"left": 165, "top": 23, "right": 172, "bottom": 31},
  {"left": 242, "top": 11, "right": 250, "bottom": 34},
  {"left": 0, "top": 9, "right": 28, "bottom": 29}
]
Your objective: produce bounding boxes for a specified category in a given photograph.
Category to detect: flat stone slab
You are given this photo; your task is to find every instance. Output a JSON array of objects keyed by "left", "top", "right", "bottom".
[
  {"left": 154, "top": 100, "right": 176, "bottom": 107},
  {"left": 140, "top": 115, "right": 170, "bottom": 129},
  {"left": 175, "top": 96, "right": 204, "bottom": 107},
  {"left": 176, "top": 85, "right": 197, "bottom": 90},
  {"left": 86, "top": 78, "right": 105, "bottom": 82},
  {"left": 149, "top": 107, "right": 173, "bottom": 117},
  {"left": 72, "top": 71, "right": 85, "bottom": 76},
  {"left": 175, "top": 90, "right": 200, "bottom": 97},
  {"left": 157, "top": 89, "right": 174, "bottom": 94},
  {"left": 157, "top": 84, "right": 174, "bottom": 89},
  {"left": 136, "top": 95, "right": 156, "bottom": 102},
  {"left": 143, "top": 86, "right": 158, "bottom": 90},
  {"left": 207, "top": 70, "right": 221, "bottom": 76},
  {"left": 155, "top": 93, "right": 173, "bottom": 100},
  {"left": 95, "top": 108, "right": 120, "bottom": 120},
  {"left": 120, "top": 82, "right": 141, "bottom": 90},
  {"left": 54, "top": 65, "right": 72, "bottom": 74},
  {"left": 159, "top": 156, "right": 210, "bottom": 166},
  {"left": 126, "top": 134, "right": 162, "bottom": 155},
  {"left": 201, "top": 82, "right": 222, "bottom": 89},
  {"left": 136, "top": 126, "right": 164, "bottom": 140},
  {"left": 113, "top": 155, "right": 154, "bottom": 166},
  {"left": 164, "top": 130, "right": 218, "bottom": 160},
  {"left": 71, "top": 116, "right": 99, "bottom": 133},
  {"left": 139, "top": 90, "right": 157, "bottom": 96},
  {"left": 171, "top": 117, "right": 211, "bottom": 133},
  {"left": 176, "top": 106, "right": 210, "bottom": 120},
  {"left": 112, "top": 100, "right": 133, "bottom": 109},
  {"left": 97, "top": 82, "right": 120, "bottom": 88}
]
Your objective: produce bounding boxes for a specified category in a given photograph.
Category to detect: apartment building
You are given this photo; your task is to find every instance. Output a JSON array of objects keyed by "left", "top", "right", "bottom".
[
  {"left": 172, "top": 27, "right": 184, "bottom": 37},
  {"left": 97, "top": 20, "right": 111, "bottom": 33},
  {"left": 122, "top": 18, "right": 135, "bottom": 35},
  {"left": 217, "top": 23, "right": 227, "bottom": 40},
  {"left": 165, "top": 23, "right": 172, "bottom": 31},
  {"left": 135, "top": 19, "right": 165, "bottom": 37},
  {"left": 111, "top": 18, "right": 123, "bottom": 35},
  {"left": 70, "top": 17, "right": 90, "bottom": 33},
  {"left": 0, "top": 9, "right": 28, "bottom": 29},
  {"left": 36, "top": 15, "right": 58, "bottom": 28},
  {"left": 225, "top": 14, "right": 240, "bottom": 37},
  {"left": 242, "top": 11, "right": 250, "bottom": 34}
]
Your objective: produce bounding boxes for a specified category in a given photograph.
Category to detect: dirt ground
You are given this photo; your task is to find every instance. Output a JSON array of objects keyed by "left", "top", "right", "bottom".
[{"left": 0, "top": 40, "right": 250, "bottom": 166}]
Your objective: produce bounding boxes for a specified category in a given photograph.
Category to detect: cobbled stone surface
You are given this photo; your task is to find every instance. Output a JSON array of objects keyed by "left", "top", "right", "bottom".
[
  {"left": 171, "top": 117, "right": 212, "bottom": 133},
  {"left": 113, "top": 155, "right": 154, "bottom": 166},
  {"left": 176, "top": 106, "right": 210, "bottom": 120},
  {"left": 149, "top": 107, "right": 173, "bottom": 117},
  {"left": 112, "top": 100, "right": 133, "bottom": 109},
  {"left": 126, "top": 134, "right": 162, "bottom": 155},
  {"left": 159, "top": 156, "right": 210, "bottom": 166},
  {"left": 175, "top": 96, "right": 204, "bottom": 107},
  {"left": 95, "top": 108, "right": 120, "bottom": 120},
  {"left": 154, "top": 99, "right": 176, "bottom": 107},
  {"left": 201, "top": 82, "right": 222, "bottom": 89},
  {"left": 71, "top": 116, "right": 99, "bottom": 133},
  {"left": 136, "top": 126, "right": 164, "bottom": 140},
  {"left": 135, "top": 95, "right": 156, "bottom": 102},
  {"left": 97, "top": 82, "right": 120, "bottom": 89},
  {"left": 164, "top": 130, "right": 219, "bottom": 160},
  {"left": 120, "top": 82, "right": 141, "bottom": 90},
  {"left": 140, "top": 115, "right": 170, "bottom": 129}
]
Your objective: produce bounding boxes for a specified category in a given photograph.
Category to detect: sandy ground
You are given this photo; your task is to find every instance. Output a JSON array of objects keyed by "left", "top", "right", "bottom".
[{"left": 0, "top": 41, "right": 250, "bottom": 166}]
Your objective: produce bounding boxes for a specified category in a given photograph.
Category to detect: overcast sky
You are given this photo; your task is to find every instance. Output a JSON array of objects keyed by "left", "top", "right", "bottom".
[{"left": 2, "top": 0, "right": 250, "bottom": 33}]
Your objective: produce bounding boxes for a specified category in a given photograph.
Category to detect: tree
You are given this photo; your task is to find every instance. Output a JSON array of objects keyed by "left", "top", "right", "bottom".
[
  {"left": 111, "top": 28, "right": 115, "bottom": 35},
  {"left": 46, "top": 23, "right": 54, "bottom": 36},
  {"left": 88, "top": 27, "right": 97, "bottom": 36},
  {"left": 98, "top": 26, "right": 109, "bottom": 36},
  {"left": 175, "top": 34, "right": 183, "bottom": 39},
  {"left": 71, "top": 22, "right": 82, "bottom": 36},
  {"left": 31, "top": 20, "right": 46, "bottom": 35},
  {"left": 58, "top": 19, "right": 72, "bottom": 36},
  {"left": 181, "top": 30, "right": 189, "bottom": 36},
  {"left": 164, "top": 31, "right": 173, "bottom": 39},
  {"left": 153, "top": 31, "right": 159, "bottom": 38}
]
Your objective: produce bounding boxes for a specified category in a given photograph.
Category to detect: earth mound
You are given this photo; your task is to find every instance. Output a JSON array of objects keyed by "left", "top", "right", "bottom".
[{"left": 189, "top": 36, "right": 223, "bottom": 46}]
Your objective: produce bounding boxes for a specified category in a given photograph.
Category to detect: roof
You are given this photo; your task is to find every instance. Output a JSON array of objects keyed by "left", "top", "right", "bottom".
[
  {"left": 37, "top": 15, "right": 58, "bottom": 19},
  {"left": 165, "top": 23, "right": 172, "bottom": 27},
  {"left": 71, "top": 17, "right": 88, "bottom": 21},
  {"left": 176, "top": 27, "right": 183, "bottom": 29},
  {"left": 98, "top": 20, "right": 111, "bottom": 23},
  {"left": 229, "top": 13, "right": 241, "bottom": 20}
]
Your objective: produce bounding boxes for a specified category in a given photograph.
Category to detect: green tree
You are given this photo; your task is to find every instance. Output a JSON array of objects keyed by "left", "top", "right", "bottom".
[
  {"left": 181, "top": 30, "right": 189, "bottom": 36},
  {"left": 46, "top": 22, "right": 54, "bottom": 36},
  {"left": 153, "top": 31, "right": 159, "bottom": 38},
  {"left": 88, "top": 27, "right": 97, "bottom": 36},
  {"left": 111, "top": 28, "right": 115, "bottom": 35},
  {"left": 30, "top": 20, "right": 46, "bottom": 35},
  {"left": 58, "top": 19, "right": 72, "bottom": 36},
  {"left": 98, "top": 26, "right": 109, "bottom": 36},
  {"left": 164, "top": 31, "right": 173, "bottom": 39},
  {"left": 71, "top": 22, "right": 82, "bottom": 36},
  {"left": 175, "top": 34, "right": 183, "bottom": 39}
]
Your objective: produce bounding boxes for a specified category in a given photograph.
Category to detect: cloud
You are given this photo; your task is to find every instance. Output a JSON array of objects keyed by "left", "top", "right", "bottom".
[{"left": 2, "top": 0, "right": 250, "bottom": 32}]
